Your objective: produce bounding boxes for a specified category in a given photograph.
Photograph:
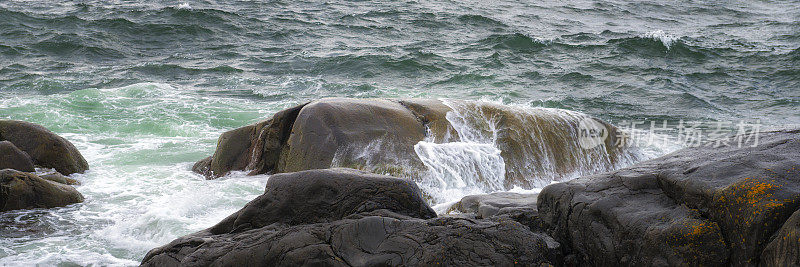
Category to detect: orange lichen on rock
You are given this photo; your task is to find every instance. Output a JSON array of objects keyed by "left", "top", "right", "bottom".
[{"left": 715, "top": 177, "right": 786, "bottom": 217}]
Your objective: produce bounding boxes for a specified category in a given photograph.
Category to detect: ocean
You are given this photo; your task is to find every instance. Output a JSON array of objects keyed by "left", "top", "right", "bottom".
[{"left": 1, "top": 0, "right": 798, "bottom": 265}]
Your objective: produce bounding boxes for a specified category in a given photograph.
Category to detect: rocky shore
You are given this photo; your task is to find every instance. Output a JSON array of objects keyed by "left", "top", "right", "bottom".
[
  {"left": 3, "top": 98, "right": 798, "bottom": 266},
  {"left": 0, "top": 120, "right": 87, "bottom": 212},
  {"left": 141, "top": 98, "right": 800, "bottom": 266}
]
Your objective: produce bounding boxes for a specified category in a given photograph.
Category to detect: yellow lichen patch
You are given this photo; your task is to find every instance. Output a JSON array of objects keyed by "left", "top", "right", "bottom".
[
  {"left": 665, "top": 218, "right": 727, "bottom": 263},
  {"left": 715, "top": 177, "right": 787, "bottom": 218}
]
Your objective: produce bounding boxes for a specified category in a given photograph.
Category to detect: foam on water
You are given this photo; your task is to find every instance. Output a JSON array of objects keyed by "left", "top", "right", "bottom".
[
  {"left": 644, "top": 30, "right": 680, "bottom": 49},
  {"left": 413, "top": 99, "right": 679, "bottom": 207},
  {"left": 0, "top": 83, "right": 275, "bottom": 266}
]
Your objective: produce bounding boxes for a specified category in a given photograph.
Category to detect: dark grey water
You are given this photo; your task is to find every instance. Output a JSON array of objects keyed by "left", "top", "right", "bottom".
[
  {"left": 2, "top": 0, "right": 798, "bottom": 124},
  {"left": 0, "top": 0, "right": 798, "bottom": 265}
]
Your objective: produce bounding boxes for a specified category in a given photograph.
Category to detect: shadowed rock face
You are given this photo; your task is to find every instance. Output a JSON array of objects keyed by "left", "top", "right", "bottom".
[
  {"left": 194, "top": 98, "right": 633, "bottom": 190},
  {"left": 206, "top": 168, "right": 436, "bottom": 234},
  {"left": 0, "top": 141, "right": 35, "bottom": 172},
  {"left": 761, "top": 208, "right": 800, "bottom": 266},
  {"left": 0, "top": 169, "right": 84, "bottom": 212},
  {"left": 141, "top": 168, "right": 562, "bottom": 266},
  {"left": 537, "top": 129, "right": 800, "bottom": 265},
  {"left": 0, "top": 120, "right": 89, "bottom": 175}
]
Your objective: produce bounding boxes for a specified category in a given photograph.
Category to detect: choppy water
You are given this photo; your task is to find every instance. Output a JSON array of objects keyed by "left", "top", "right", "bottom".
[{"left": 1, "top": 0, "right": 798, "bottom": 265}]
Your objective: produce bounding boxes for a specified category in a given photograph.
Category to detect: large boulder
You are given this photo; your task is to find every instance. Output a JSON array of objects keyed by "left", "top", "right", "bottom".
[
  {"left": 142, "top": 168, "right": 562, "bottom": 266},
  {"left": 0, "top": 169, "right": 84, "bottom": 212},
  {"left": 0, "top": 120, "right": 89, "bottom": 175},
  {"left": 537, "top": 129, "right": 800, "bottom": 265},
  {"left": 0, "top": 141, "right": 35, "bottom": 172},
  {"left": 278, "top": 98, "right": 427, "bottom": 175},
  {"left": 194, "top": 98, "right": 634, "bottom": 190}
]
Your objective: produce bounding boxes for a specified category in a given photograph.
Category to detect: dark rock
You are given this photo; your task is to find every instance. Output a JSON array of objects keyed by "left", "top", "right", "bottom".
[
  {"left": 206, "top": 168, "right": 435, "bottom": 234},
  {"left": 0, "top": 169, "right": 84, "bottom": 212},
  {"left": 0, "top": 120, "right": 89, "bottom": 175},
  {"left": 761, "top": 208, "right": 800, "bottom": 266},
  {"left": 452, "top": 192, "right": 538, "bottom": 218},
  {"left": 141, "top": 168, "right": 562, "bottom": 266},
  {"left": 538, "top": 129, "right": 800, "bottom": 265},
  {"left": 194, "top": 103, "right": 306, "bottom": 178},
  {"left": 0, "top": 141, "right": 35, "bottom": 172},
  {"left": 142, "top": 213, "right": 562, "bottom": 267}
]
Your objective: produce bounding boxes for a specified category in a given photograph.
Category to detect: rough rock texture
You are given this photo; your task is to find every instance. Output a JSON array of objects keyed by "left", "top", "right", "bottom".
[
  {"left": 452, "top": 192, "right": 538, "bottom": 219},
  {"left": 538, "top": 129, "right": 800, "bottom": 265},
  {"left": 0, "top": 120, "right": 89, "bottom": 175},
  {"left": 206, "top": 168, "right": 436, "bottom": 233},
  {"left": 0, "top": 169, "right": 84, "bottom": 212},
  {"left": 0, "top": 140, "right": 35, "bottom": 172},
  {"left": 141, "top": 168, "right": 563, "bottom": 266},
  {"left": 194, "top": 98, "right": 631, "bottom": 186},
  {"left": 761, "top": 208, "right": 800, "bottom": 266}
]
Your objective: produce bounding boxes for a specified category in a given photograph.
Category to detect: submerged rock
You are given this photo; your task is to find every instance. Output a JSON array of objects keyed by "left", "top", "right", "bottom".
[
  {"left": 0, "top": 169, "right": 84, "bottom": 212},
  {"left": 0, "top": 141, "right": 35, "bottom": 172},
  {"left": 537, "top": 129, "right": 800, "bottom": 265},
  {"left": 141, "top": 168, "right": 562, "bottom": 266},
  {"left": 194, "top": 98, "right": 633, "bottom": 190},
  {"left": 0, "top": 120, "right": 89, "bottom": 175}
]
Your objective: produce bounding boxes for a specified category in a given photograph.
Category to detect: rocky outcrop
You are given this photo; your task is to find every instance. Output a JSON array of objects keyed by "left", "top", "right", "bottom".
[
  {"left": 0, "top": 169, "right": 84, "bottom": 212},
  {"left": 141, "top": 168, "right": 563, "bottom": 266},
  {"left": 194, "top": 98, "right": 633, "bottom": 189},
  {"left": 537, "top": 129, "right": 800, "bottom": 265},
  {"left": 0, "top": 141, "right": 35, "bottom": 172},
  {"left": 0, "top": 120, "right": 89, "bottom": 175}
]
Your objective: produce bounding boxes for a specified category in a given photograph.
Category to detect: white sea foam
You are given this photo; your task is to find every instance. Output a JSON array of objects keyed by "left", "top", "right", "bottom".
[{"left": 644, "top": 30, "right": 679, "bottom": 49}]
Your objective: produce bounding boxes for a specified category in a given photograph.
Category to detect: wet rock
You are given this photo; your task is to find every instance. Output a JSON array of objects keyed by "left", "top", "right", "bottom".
[
  {"left": 0, "top": 169, "right": 84, "bottom": 212},
  {"left": 452, "top": 192, "right": 538, "bottom": 218},
  {"left": 0, "top": 120, "right": 89, "bottom": 175},
  {"left": 278, "top": 98, "right": 427, "bottom": 175},
  {"left": 0, "top": 141, "right": 35, "bottom": 172},
  {"left": 538, "top": 129, "right": 800, "bottom": 265},
  {"left": 442, "top": 100, "right": 634, "bottom": 188},
  {"left": 142, "top": 168, "right": 562, "bottom": 266},
  {"left": 194, "top": 98, "right": 632, "bottom": 188},
  {"left": 398, "top": 98, "right": 459, "bottom": 143},
  {"left": 39, "top": 172, "right": 80, "bottom": 185}
]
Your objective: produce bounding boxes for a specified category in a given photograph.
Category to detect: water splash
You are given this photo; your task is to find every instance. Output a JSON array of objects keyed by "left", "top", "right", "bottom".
[
  {"left": 644, "top": 30, "right": 679, "bottom": 49},
  {"left": 414, "top": 99, "right": 645, "bottom": 204}
]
